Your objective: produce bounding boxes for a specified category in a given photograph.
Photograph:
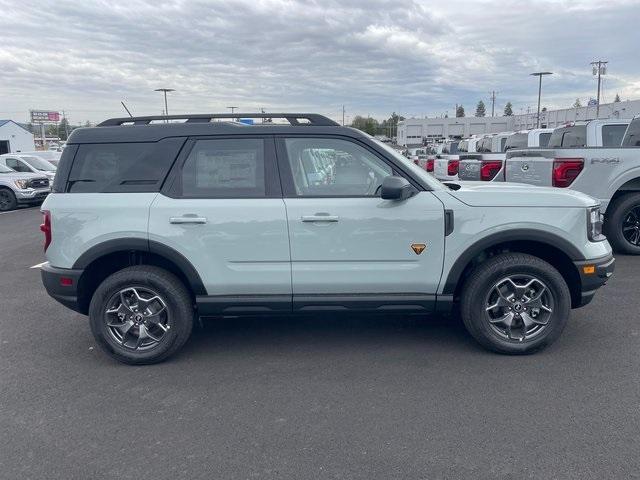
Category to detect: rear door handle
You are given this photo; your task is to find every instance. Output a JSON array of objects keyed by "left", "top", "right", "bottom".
[
  {"left": 170, "top": 215, "right": 207, "bottom": 224},
  {"left": 301, "top": 214, "right": 339, "bottom": 222}
]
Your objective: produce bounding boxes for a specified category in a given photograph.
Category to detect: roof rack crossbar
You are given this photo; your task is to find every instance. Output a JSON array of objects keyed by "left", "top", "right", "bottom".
[{"left": 98, "top": 113, "right": 340, "bottom": 127}]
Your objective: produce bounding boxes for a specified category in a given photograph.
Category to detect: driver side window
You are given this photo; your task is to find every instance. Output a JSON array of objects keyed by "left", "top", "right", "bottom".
[
  {"left": 6, "top": 158, "right": 31, "bottom": 173},
  {"left": 283, "top": 138, "right": 392, "bottom": 197}
]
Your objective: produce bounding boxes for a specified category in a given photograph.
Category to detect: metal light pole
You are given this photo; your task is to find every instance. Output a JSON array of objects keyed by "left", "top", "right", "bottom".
[
  {"left": 591, "top": 60, "right": 608, "bottom": 118},
  {"left": 530, "top": 72, "right": 552, "bottom": 128},
  {"left": 154, "top": 88, "right": 174, "bottom": 121}
]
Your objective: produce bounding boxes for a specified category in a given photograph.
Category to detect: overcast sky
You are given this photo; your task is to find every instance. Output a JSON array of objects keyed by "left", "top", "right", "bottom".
[{"left": 1, "top": 0, "right": 639, "bottom": 124}]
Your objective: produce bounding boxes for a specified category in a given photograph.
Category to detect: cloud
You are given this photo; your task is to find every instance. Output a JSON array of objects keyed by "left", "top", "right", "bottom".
[{"left": 0, "top": 0, "right": 638, "bottom": 123}]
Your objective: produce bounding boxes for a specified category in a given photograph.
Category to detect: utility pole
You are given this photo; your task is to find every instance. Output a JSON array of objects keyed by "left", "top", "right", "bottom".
[
  {"left": 154, "top": 88, "right": 174, "bottom": 123},
  {"left": 342, "top": 105, "right": 345, "bottom": 126},
  {"left": 227, "top": 106, "right": 238, "bottom": 121},
  {"left": 489, "top": 91, "right": 497, "bottom": 117},
  {"left": 530, "top": 72, "right": 553, "bottom": 128},
  {"left": 591, "top": 60, "right": 608, "bottom": 118}
]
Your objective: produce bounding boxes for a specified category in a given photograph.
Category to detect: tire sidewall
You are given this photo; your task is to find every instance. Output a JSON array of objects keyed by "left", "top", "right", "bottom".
[
  {"left": 89, "top": 268, "right": 192, "bottom": 364},
  {"left": 0, "top": 188, "right": 17, "bottom": 211},
  {"left": 462, "top": 256, "right": 570, "bottom": 354},
  {"left": 606, "top": 193, "right": 640, "bottom": 255}
]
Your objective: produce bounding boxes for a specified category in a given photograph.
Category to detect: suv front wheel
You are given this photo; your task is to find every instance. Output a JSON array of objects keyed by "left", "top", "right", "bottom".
[
  {"left": 460, "top": 253, "right": 571, "bottom": 354},
  {"left": 89, "top": 266, "right": 194, "bottom": 364}
]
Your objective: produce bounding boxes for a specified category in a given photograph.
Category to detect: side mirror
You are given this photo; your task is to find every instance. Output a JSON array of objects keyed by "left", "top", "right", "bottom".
[{"left": 381, "top": 175, "right": 414, "bottom": 200}]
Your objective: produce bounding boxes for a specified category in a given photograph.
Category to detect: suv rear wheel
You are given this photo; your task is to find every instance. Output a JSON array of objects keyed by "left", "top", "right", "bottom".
[
  {"left": 89, "top": 265, "right": 194, "bottom": 364},
  {"left": 460, "top": 253, "right": 570, "bottom": 354},
  {"left": 605, "top": 192, "right": 640, "bottom": 255},
  {"left": 0, "top": 188, "right": 17, "bottom": 211}
]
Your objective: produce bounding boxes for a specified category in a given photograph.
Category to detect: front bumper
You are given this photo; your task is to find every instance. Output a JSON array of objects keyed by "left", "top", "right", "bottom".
[
  {"left": 41, "top": 262, "right": 85, "bottom": 314},
  {"left": 15, "top": 188, "right": 50, "bottom": 203},
  {"left": 573, "top": 253, "right": 615, "bottom": 307}
]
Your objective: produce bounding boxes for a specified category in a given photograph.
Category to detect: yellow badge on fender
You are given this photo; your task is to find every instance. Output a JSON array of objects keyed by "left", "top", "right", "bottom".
[{"left": 411, "top": 243, "right": 426, "bottom": 255}]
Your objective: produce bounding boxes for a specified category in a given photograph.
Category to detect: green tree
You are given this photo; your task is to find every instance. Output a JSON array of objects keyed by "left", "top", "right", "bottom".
[
  {"left": 350, "top": 115, "right": 379, "bottom": 136},
  {"left": 455, "top": 105, "right": 465, "bottom": 118},
  {"left": 503, "top": 102, "right": 513, "bottom": 116},
  {"left": 573, "top": 98, "right": 582, "bottom": 108},
  {"left": 57, "top": 117, "right": 70, "bottom": 140},
  {"left": 614, "top": 93, "right": 621, "bottom": 102},
  {"left": 475, "top": 100, "right": 486, "bottom": 117}
]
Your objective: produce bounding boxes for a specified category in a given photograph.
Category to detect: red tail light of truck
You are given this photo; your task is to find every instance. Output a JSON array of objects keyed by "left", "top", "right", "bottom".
[
  {"left": 480, "top": 161, "right": 503, "bottom": 181},
  {"left": 553, "top": 158, "right": 584, "bottom": 187},
  {"left": 447, "top": 160, "right": 460, "bottom": 176},
  {"left": 426, "top": 159, "right": 434, "bottom": 172},
  {"left": 40, "top": 210, "right": 51, "bottom": 252}
]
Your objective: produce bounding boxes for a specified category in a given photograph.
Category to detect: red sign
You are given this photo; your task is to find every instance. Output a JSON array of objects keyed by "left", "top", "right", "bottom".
[{"left": 30, "top": 110, "right": 60, "bottom": 123}]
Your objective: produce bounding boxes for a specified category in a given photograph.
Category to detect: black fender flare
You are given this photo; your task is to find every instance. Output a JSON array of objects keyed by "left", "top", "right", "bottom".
[
  {"left": 441, "top": 229, "right": 584, "bottom": 295},
  {"left": 72, "top": 238, "right": 206, "bottom": 295}
]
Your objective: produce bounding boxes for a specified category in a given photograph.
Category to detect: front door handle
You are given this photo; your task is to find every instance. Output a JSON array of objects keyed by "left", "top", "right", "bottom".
[
  {"left": 170, "top": 215, "right": 207, "bottom": 224},
  {"left": 301, "top": 214, "right": 339, "bottom": 222}
]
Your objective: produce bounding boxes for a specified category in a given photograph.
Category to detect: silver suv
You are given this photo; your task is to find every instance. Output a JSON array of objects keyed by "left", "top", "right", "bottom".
[
  {"left": 40, "top": 113, "right": 615, "bottom": 364},
  {"left": 0, "top": 163, "right": 50, "bottom": 211}
]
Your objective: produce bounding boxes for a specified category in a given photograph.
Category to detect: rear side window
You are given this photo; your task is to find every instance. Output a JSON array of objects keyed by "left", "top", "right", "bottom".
[
  {"left": 623, "top": 120, "right": 640, "bottom": 147},
  {"left": 500, "top": 137, "right": 508, "bottom": 151},
  {"left": 179, "top": 138, "right": 266, "bottom": 198},
  {"left": 602, "top": 124, "right": 627, "bottom": 147},
  {"left": 457, "top": 140, "right": 469, "bottom": 152},
  {"left": 539, "top": 132, "right": 552, "bottom": 147},
  {"left": 548, "top": 126, "right": 587, "bottom": 148},
  {"left": 443, "top": 142, "right": 459, "bottom": 154},
  {"left": 67, "top": 138, "right": 185, "bottom": 193},
  {"left": 505, "top": 133, "right": 528, "bottom": 150}
]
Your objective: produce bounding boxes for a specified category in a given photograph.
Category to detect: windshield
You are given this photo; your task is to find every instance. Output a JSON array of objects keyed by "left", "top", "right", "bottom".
[
  {"left": 369, "top": 137, "right": 446, "bottom": 191},
  {"left": 0, "top": 164, "right": 14, "bottom": 173},
  {"left": 21, "top": 156, "right": 57, "bottom": 172}
]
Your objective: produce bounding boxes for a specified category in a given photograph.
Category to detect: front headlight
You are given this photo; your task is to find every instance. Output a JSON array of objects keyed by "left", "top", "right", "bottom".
[
  {"left": 587, "top": 206, "right": 605, "bottom": 242},
  {"left": 14, "top": 179, "right": 29, "bottom": 189}
]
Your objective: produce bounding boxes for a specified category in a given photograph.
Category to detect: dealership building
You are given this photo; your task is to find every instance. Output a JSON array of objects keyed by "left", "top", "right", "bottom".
[{"left": 397, "top": 99, "right": 640, "bottom": 146}]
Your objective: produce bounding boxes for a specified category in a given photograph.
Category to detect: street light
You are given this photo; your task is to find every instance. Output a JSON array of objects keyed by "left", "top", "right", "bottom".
[
  {"left": 154, "top": 88, "right": 175, "bottom": 120},
  {"left": 530, "top": 72, "right": 553, "bottom": 128}
]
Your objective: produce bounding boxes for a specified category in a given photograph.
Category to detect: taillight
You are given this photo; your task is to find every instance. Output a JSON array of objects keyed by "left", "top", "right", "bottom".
[
  {"left": 480, "top": 161, "right": 503, "bottom": 181},
  {"left": 40, "top": 210, "right": 51, "bottom": 252},
  {"left": 552, "top": 158, "right": 584, "bottom": 187},
  {"left": 426, "top": 159, "right": 434, "bottom": 172},
  {"left": 447, "top": 160, "right": 460, "bottom": 176}
]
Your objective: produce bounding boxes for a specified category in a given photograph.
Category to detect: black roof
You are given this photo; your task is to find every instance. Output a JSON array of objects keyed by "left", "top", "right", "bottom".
[{"left": 68, "top": 113, "right": 359, "bottom": 144}]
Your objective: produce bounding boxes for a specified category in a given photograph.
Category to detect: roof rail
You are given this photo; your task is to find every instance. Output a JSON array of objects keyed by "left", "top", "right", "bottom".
[{"left": 97, "top": 113, "right": 340, "bottom": 127}]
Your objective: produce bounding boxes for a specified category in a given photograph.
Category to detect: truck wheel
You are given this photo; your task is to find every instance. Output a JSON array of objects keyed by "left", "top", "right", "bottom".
[
  {"left": 89, "top": 265, "right": 194, "bottom": 365},
  {"left": 460, "top": 253, "right": 571, "bottom": 354},
  {"left": 605, "top": 192, "right": 640, "bottom": 255},
  {"left": 0, "top": 188, "right": 17, "bottom": 211}
]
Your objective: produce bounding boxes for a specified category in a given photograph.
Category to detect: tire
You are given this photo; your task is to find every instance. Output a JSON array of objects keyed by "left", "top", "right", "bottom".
[
  {"left": 460, "top": 253, "right": 571, "bottom": 354},
  {"left": 604, "top": 192, "right": 640, "bottom": 255},
  {"left": 0, "top": 188, "right": 17, "bottom": 212},
  {"left": 89, "top": 265, "right": 194, "bottom": 365}
]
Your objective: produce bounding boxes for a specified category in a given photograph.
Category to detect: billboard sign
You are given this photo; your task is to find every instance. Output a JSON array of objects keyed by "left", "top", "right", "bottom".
[{"left": 30, "top": 110, "right": 60, "bottom": 123}]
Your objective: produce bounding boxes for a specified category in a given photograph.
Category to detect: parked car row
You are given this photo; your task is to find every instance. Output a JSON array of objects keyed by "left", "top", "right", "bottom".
[
  {"left": 0, "top": 152, "right": 58, "bottom": 211},
  {"left": 416, "top": 116, "right": 640, "bottom": 254}
]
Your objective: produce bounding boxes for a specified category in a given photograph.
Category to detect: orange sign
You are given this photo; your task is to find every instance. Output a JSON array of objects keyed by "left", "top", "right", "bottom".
[{"left": 411, "top": 243, "right": 426, "bottom": 255}]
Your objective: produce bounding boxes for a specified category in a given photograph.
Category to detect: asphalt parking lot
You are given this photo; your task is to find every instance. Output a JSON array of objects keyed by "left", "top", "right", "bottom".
[{"left": 1, "top": 206, "right": 639, "bottom": 480}]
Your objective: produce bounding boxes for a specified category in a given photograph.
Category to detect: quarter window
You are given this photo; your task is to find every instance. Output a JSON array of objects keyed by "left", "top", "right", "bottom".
[
  {"left": 602, "top": 124, "right": 627, "bottom": 147},
  {"left": 283, "top": 138, "right": 392, "bottom": 197},
  {"left": 180, "top": 139, "right": 265, "bottom": 198}
]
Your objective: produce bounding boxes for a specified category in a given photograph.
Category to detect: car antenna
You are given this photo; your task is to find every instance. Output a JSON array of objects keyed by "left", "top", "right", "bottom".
[{"left": 121, "top": 101, "right": 133, "bottom": 118}]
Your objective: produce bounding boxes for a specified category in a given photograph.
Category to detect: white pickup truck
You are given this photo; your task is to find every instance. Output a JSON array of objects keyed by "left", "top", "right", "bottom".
[
  {"left": 458, "top": 129, "right": 551, "bottom": 182},
  {"left": 505, "top": 117, "right": 639, "bottom": 253},
  {"left": 435, "top": 137, "right": 488, "bottom": 181}
]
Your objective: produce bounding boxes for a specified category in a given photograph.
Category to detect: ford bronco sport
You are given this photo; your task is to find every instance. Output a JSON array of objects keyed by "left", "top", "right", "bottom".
[{"left": 40, "top": 113, "right": 615, "bottom": 364}]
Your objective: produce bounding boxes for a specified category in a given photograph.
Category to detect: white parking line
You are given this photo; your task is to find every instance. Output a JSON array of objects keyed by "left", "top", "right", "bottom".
[{"left": 30, "top": 261, "right": 48, "bottom": 269}]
